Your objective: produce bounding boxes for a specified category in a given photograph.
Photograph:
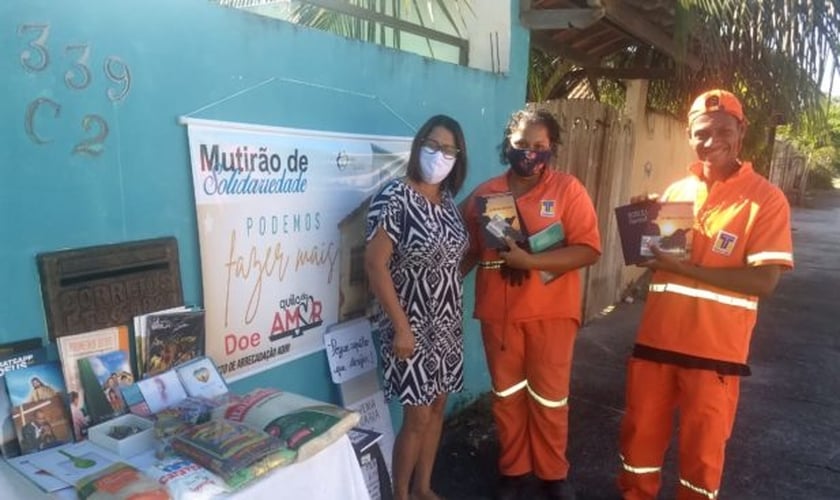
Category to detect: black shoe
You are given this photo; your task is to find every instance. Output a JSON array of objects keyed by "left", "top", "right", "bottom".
[
  {"left": 496, "top": 474, "right": 528, "bottom": 500},
  {"left": 542, "top": 479, "right": 576, "bottom": 500}
]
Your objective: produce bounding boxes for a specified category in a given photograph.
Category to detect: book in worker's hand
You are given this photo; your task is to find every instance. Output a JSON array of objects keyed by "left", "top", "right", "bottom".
[
  {"left": 528, "top": 222, "right": 566, "bottom": 283},
  {"left": 477, "top": 192, "right": 525, "bottom": 250},
  {"left": 615, "top": 200, "right": 694, "bottom": 265}
]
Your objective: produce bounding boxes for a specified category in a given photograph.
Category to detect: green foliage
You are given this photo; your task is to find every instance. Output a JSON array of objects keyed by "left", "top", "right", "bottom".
[{"left": 779, "top": 98, "right": 840, "bottom": 185}]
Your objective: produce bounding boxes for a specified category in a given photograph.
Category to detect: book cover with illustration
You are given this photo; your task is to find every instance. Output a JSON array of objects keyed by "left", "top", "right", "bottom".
[
  {"left": 476, "top": 192, "right": 525, "bottom": 250},
  {"left": 77, "top": 350, "right": 134, "bottom": 427},
  {"left": 615, "top": 200, "right": 695, "bottom": 265},
  {"left": 0, "top": 343, "right": 48, "bottom": 457},
  {"left": 6, "top": 361, "right": 73, "bottom": 454},
  {"left": 175, "top": 356, "right": 229, "bottom": 400},
  {"left": 144, "top": 310, "right": 205, "bottom": 378},
  {"left": 132, "top": 306, "right": 190, "bottom": 378},
  {"left": 57, "top": 326, "right": 131, "bottom": 441}
]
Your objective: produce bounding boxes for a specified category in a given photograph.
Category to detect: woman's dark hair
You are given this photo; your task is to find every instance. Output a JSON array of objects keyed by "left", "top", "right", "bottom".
[
  {"left": 406, "top": 114, "right": 468, "bottom": 196},
  {"left": 498, "top": 108, "right": 561, "bottom": 164}
]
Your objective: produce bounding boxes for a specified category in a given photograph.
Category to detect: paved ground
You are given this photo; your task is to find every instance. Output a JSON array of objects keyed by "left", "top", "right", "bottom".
[{"left": 433, "top": 188, "right": 840, "bottom": 499}]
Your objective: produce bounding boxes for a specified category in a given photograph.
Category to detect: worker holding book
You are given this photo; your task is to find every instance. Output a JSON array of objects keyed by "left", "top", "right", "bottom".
[
  {"left": 461, "top": 109, "right": 601, "bottom": 500},
  {"left": 617, "top": 90, "right": 794, "bottom": 500}
]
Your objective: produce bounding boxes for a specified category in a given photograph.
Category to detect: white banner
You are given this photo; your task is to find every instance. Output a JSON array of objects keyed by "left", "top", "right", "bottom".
[{"left": 185, "top": 118, "right": 409, "bottom": 381}]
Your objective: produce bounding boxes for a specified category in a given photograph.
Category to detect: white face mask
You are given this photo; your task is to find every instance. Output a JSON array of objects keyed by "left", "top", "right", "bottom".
[{"left": 418, "top": 148, "right": 456, "bottom": 185}]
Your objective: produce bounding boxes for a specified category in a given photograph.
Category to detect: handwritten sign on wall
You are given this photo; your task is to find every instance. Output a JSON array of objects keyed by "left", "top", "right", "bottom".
[{"left": 324, "top": 317, "right": 378, "bottom": 384}]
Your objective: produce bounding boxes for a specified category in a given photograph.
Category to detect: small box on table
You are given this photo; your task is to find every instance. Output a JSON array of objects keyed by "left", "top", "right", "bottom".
[{"left": 87, "top": 414, "right": 155, "bottom": 458}]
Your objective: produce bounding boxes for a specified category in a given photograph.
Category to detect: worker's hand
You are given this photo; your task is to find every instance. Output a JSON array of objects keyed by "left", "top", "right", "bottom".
[
  {"left": 499, "top": 265, "right": 529, "bottom": 287},
  {"left": 637, "top": 245, "right": 688, "bottom": 274},
  {"left": 392, "top": 326, "right": 415, "bottom": 360},
  {"left": 630, "top": 193, "right": 660, "bottom": 204},
  {"left": 499, "top": 237, "right": 533, "bottom": 270}
]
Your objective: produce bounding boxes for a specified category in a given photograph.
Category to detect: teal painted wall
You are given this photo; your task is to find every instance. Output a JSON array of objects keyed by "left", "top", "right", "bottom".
[{"left": 0, "top": 0, "right": 529, "bottom": 422}]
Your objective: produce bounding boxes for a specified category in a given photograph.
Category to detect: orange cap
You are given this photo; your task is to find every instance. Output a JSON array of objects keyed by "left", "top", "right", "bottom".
[{"left": 688, "top": 89, "right": 745, "bottom": 124}]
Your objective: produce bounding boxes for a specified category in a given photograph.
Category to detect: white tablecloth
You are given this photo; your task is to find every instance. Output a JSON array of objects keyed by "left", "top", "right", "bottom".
[{"left": 0, "top": 435, "right": 371, "bottom": 500}]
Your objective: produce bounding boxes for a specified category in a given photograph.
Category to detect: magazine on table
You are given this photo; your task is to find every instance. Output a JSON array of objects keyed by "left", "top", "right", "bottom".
[{"left": 5, "top": 454, "right": 72, "bottom": 492}]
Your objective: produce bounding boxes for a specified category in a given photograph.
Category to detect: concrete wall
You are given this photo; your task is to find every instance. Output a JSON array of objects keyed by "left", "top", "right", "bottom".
[{"left": 0, "top": 0, "right": 530, "bottom": 422}]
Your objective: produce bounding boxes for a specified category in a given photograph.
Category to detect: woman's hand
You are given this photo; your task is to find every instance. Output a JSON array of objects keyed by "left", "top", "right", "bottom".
[{"left": 393, "top": 326, "right": 416, "bottom": 360}]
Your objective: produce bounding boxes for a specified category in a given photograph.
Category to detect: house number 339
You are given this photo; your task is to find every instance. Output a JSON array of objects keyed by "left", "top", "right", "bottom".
[{"left": 18, "top": 23, "right": 132, "bottom": 157}]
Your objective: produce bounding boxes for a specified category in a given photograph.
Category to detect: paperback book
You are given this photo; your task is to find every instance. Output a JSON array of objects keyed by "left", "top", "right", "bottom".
[
  {"left": 77, "top": 350, "right": 134, "bottom": 427},
  {"left": 5, "top": 360, "right": 73, "bottom": 454},
  {"left": 527, "top": 222, "right": 566, "bottom": 283},
  {"left": 476, "top": 192, "right": 525, "bottom": 250},
  {"left": 132, "top": 306, "right": 190, "bottom": 378},
  {"left": 0, "top": 343, "right": 48, "bottom": 457},
  {"left": 144, "top": 310, "right": 205, "bottom": 378},
  {"left": 615, "top": 200, "right": 695, "bottom": 265},
  {"left": 57, "top": 326, "right": 131, "bottom": 441}
]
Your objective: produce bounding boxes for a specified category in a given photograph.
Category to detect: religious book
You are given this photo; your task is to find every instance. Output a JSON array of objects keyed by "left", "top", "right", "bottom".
[
  {"left": 57, "top": 326, "right": 131, "bottom": 441},
  {"left": 615, "top": 200, "right": 695, "bottom": 265},
  {"left": 528, "top": 222, "right": 566, "bottom": 284},
  {"left": 476, "top": 192, "right": 525, "bottom": 250},
  {"left": 132, "top": 306, "right": 190, "bottom": 378},
  {"left": 144, "top": 310, "right": 205, "bottom": 378},
  {"left": 5, "top": 360, "right": 73, "bottom": 454},
  {"left": 0, "top": 344, "right": 48, "bottom": 457},
  {"left": 77, "top": 350, "right": 134, "bottom": 427}
]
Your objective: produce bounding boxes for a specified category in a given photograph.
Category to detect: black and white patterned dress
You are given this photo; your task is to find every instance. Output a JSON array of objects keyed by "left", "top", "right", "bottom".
[{"left": 365, "top": 178, "right": 468, "bottom": 406}]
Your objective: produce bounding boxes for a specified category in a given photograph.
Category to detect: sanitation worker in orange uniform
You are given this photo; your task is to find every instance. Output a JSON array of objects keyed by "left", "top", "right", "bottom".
[
  {"left": 462, "top": 109, "right": 601, "bottom": 500},
  {"left": 617, "top": 90, "right": 794, "bottom": 500}
]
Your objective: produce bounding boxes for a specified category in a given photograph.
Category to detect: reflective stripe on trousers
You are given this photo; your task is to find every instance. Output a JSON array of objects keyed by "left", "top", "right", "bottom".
[
  {"left": 649, "top": 283, "right": 757, "bottom": 310},
  {"left": 679, "top": 477, "right": 718, "bottom": 499},
  {"left": 619, "top": 454, "right": 661, "bottom": 475},
  {"left": 493, "top": 380, "right": 568, "bottom": 408}
]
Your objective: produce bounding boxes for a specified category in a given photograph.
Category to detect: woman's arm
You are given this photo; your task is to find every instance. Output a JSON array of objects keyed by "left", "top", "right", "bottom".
[{"left": 365, "top": 228, "right": 414, "bottom": 359}]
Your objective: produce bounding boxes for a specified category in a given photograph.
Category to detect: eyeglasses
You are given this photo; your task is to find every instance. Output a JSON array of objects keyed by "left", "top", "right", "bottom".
[{"left": 421, "top": 138, "right": 460, "bottom": 160}]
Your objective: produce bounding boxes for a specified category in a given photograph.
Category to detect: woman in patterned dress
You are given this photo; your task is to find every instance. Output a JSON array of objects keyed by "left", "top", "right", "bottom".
[{"left": 365, "top": 115, "right": 469, "bottom": 500}]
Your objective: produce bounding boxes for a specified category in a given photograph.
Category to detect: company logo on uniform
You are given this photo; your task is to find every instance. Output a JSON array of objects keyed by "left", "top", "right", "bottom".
[
  {"left": 540, "top": 200, "right": 556, "bottom": 217},
  {"left": 712, "top": 230, "right": 738, "bottom": 256}
]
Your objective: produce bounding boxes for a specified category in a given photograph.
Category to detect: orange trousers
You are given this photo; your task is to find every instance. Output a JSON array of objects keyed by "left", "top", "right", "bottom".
[
  {"left": 481, "top": 319, "right": 577, "bottom": 480},
  {"left": 618, "top": 358, "right": 741, "bottom": 500}
]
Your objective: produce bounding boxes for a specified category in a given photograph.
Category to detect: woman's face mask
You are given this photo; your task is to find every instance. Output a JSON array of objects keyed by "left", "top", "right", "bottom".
[
  {"left": 506, "top": 148, "right": 552, "bottom": 177},
  {"left": 419, "top": 148, "right": 456, "bottom": 185}
]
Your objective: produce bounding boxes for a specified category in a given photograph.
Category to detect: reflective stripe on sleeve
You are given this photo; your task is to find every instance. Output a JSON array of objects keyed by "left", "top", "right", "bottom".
[
  {"left": 649, "top": 283, "right": 757, "bottom": 311},
  {"left": 619, "top": 454, "right": 661, "bottom": 474},
  {"left": 747, "top": 251, "right": 793, "bottom": 264},
  {"left": 679, "top": 478, "right": 718, "bottom": 499},
  {"left": 526, "top": 384, "right": 568, "bottom": 408},
  {"left": 493, "top": 380, "right": 527, "bottom": 398}
]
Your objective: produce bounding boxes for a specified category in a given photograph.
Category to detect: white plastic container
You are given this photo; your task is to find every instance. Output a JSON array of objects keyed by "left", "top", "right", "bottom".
[{"left": 87, "top": 414, "right": 156, "bottom": 458}]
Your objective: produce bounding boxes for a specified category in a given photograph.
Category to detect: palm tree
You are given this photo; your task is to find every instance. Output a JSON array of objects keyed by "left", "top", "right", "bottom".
[
  {"left": 287, "top": 0, "right": 473, "bottom": 61},
  {"left": 529, "top": 0, "right": 840, "bottom": 168}
]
